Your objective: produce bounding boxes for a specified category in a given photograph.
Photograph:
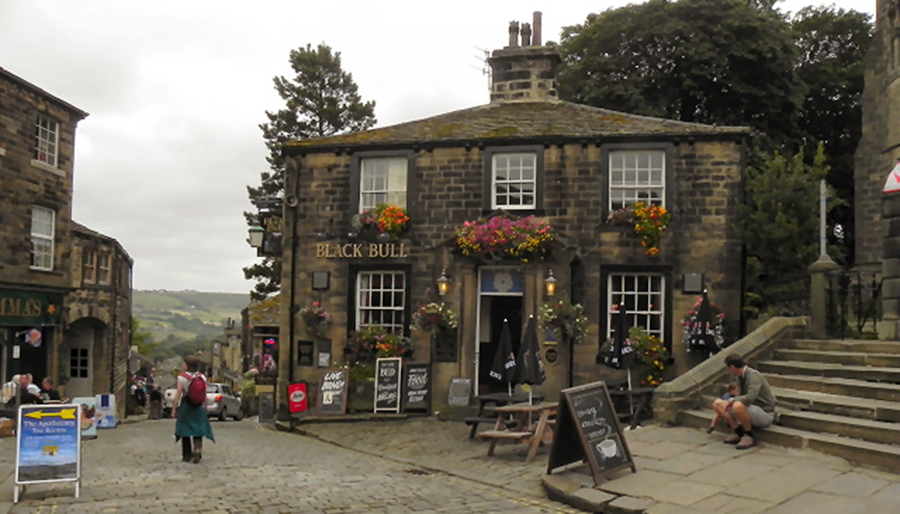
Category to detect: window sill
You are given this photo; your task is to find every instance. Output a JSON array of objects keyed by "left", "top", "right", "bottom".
[
  {"left": 30, "top": 159, "right": 66, "bottom": 177},
  {"left": 29, "top": 266, "right": 62, "bottom": 276}
]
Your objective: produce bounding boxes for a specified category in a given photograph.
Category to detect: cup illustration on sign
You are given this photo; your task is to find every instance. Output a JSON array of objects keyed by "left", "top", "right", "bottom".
[{"left": 598, "top": 438, "right": 618, "bottom": 460}]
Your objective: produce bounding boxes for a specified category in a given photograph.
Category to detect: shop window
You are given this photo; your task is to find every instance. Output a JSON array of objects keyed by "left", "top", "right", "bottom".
[
  {"left": 356, "top": 270, "right": 406, "bottom": 332},
  {"left": 607, "top": 273, "right": 665, "bottom": 341}
]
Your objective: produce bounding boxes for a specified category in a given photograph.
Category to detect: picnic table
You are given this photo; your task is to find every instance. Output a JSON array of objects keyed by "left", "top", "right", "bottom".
[
  {"left": 478, "top": 401, "right": 559, "bottom": 462},
  {"left": 464, "top": 391, "right": 544, "bottom": 439}
]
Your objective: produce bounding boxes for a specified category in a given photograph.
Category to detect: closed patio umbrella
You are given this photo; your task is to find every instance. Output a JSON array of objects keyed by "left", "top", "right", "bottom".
[
  {"left": 515, "top": 315, "right": 545, "bottom": 390},
  {"left": 515, "top": 315, "right": 545, "bottom": 425},
  {"left": 489, "top": 319, "right": 517, "bottom": 395}
]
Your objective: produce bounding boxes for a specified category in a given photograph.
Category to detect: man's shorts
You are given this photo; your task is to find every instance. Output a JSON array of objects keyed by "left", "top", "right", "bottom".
[{"left": 748, "top": 405, "right": 774, "bottom": 429}]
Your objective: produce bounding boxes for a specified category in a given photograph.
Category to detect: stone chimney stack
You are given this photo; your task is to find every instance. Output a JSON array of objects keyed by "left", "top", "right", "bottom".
[
  {"left": 521, "top": 23, "right": 532, "bottom": 46},
  {"left": 489, "top": 11, "right": 561, "bottom": 103},
  {"left": 508, "top": 21, "right": 519, "bottom": 47}
]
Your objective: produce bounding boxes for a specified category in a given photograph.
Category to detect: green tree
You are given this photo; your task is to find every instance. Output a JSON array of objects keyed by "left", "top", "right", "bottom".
[
  {"left": 245, "top": 43, "right": 377, "bottom": 301},
  {"left": 558, "top": 0, "right": 803, "bottom": 146},
  {"left": 130, "top": 316, "right": 157, "bottom": 357},
  {"left": 791, "top": 6, "right": 873, "bottom": 263},
  {"left": 743, "top": 144, "right": 835, "bottom": 317}
]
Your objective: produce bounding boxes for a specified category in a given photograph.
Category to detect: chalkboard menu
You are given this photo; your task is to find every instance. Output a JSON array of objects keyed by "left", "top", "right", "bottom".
[
  {"left": 447, "top": 377, "right": 471, "bottom": 406},
  {"left": 403, "top": 364, "right": 430, "bottom": 412},
  {"left": 374, "top": 358, "right": 402, "bottom": 413},
  {"left": 546, "top": 381, "right": 636, "bottom": 485},
  {"left": 317, "top": 368, "right": 349, "bottom": 416}
]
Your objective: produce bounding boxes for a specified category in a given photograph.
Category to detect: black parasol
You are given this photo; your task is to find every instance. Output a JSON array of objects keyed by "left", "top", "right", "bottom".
[
  {"left": 515, "top": 315, "right": 545, "bottom": 388},
  {"left": 489, "top": 319, "right": 517, "bottom": 394}
]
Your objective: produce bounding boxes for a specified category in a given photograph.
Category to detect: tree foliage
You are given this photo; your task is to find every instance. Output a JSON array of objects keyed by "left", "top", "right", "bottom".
[
  {"left": 791, "top": 6, "right": 873, "bottom": 262},
  {"left": 130, "top": 316, "right": 157, "bottom": 357},
  {"left": 558, "top": 0, "right": 803, "bottom": 145},
  {"left": 742, "top": 144, "right": 836, "bottom": 316},
  {"left": 245, "top": 43, "right": 376, "bottom": 301}
]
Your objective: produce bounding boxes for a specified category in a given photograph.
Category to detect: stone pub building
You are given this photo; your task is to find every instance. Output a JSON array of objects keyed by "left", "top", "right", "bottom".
[
  {"left": 0, "top": 67, "right": 133, "bottom": 416},
  {"left": 275, "top": 15, "right": 749, "bottom": 416}
]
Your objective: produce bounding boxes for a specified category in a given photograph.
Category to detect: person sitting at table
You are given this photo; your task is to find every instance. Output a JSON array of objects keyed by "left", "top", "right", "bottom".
[
  {"left": 19, "top": 374, "right": 43, "bottom": 404},
  {"left": 41, "top": 377, "right": 61, "bottom": 401}
]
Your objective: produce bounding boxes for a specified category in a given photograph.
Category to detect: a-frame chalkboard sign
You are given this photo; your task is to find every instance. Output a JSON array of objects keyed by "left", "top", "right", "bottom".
[{"left": 546, "top": 381, "right": 636, "bottom": 486}]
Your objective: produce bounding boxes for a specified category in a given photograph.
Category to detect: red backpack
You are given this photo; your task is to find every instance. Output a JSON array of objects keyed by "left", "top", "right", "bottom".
[{"left": 182, "top": 372, "right": 207, "bottom": 408}]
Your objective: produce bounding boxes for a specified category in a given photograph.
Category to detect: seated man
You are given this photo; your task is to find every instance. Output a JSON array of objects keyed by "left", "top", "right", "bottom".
[{"left": 711, "top": 353, "right": 776, "bottom": 449}]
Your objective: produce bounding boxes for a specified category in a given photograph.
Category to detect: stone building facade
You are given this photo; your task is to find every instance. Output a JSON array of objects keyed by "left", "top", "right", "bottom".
[
  {"left": 0, "top": 67, "right": 132, "bottom": 417},
  {"left": 275, "top": 23, "right": 750, "bottom": 416},
  {"left": 856, "top": 0, "right": 899, "bottom": 271}
]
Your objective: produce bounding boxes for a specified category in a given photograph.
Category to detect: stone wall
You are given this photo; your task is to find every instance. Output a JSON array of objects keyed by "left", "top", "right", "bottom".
[{"left": 856, "top": 0, "right": 895, "bottom": 270}]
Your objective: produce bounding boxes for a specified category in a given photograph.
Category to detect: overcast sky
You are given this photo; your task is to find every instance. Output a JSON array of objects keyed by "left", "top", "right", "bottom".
[{"left": 0, "top": 0, "right": 875, "bottom": 294}]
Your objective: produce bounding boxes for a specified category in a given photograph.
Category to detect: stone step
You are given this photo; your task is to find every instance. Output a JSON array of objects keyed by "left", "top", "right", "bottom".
[
  {"left": 759, "top": 360, "right": 900, "bottom": 383},
  {"left": 786, "top": 339, "right": 900, "bottom": 354},
  {"left": 773, "top": 349, "right": 900, "bottom": 367},
  {"left": 680, "top": 409, "right": 900, "bottom": 473},
  {"left": 765, "top": 374, "right": 900, "bottom": 403},
  {"left": 777, "top": 410, "right": 900, "bottom": 446},
  {"left": 772, "top": 387, "right": 900, "bottom": 423}
]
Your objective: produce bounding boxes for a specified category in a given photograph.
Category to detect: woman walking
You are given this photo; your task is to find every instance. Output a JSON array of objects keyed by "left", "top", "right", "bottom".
[{"left": 171, "top": 356, "right": 214, "bottom": 463}]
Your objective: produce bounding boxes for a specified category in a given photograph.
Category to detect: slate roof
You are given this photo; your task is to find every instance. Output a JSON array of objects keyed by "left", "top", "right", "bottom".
[{"left": 284, "top": 100, "right": 750, "bottom": 154}]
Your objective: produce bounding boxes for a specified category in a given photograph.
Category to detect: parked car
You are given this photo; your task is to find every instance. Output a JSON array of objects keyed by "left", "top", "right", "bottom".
[
  {"left": 162, "top": 387, "right": 177, "bottom": 418},
  {"left": 205, "top": 383, "right": 243, "bottom": 421}
]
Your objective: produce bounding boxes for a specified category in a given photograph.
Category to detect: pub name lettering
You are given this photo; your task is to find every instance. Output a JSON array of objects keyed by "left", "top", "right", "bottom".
[{"left": 316, "top": 243, "right": 410, "bottom": 259}]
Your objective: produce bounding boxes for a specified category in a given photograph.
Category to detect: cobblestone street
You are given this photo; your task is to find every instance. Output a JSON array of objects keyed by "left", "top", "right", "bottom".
[{"left": 1, "top": 418, "right": 574, "bottom": 514}]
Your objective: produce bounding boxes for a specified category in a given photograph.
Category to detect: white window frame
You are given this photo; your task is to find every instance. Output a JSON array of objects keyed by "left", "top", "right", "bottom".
[
  {"left": 360, "top": 157, "right": 407, "bottom": 211},
  {"left": 607, "top": 273, "right": 665, "bottom": 341},
  {"left": 35, "top": 114, "right": 59, "bottom": 168},
  {"left": 356, "top": 270, "right": 406, "bottom": 333},
  {"left": 98, "top": 253, "right": 112, "bottom": 285},
  {"left": 608, "top": 150, "right": 666, "bottom": 211},
  {"left": 30, "top": 206, "right": 55, "bottom": 271},
  {"left": 492, "top": 153, "right": 536, "bottom": 210},
  {"left": 84, "top": 250, "right": 97, "bottom": 283}
]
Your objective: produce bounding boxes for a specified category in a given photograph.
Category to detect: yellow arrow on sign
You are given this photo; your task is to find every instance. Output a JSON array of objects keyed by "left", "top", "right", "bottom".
[{"left": 24, "top": 409, "right": 76, "bottom": 420}]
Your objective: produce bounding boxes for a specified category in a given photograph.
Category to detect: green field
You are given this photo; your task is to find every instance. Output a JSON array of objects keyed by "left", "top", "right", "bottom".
[{"left": 133, "top": 290, "right": 250, "bottom": 351}]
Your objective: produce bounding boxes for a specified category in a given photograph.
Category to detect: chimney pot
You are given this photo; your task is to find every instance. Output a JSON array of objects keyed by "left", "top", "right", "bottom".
[
  {"left": 508, "top": 21, "right": 520, "bottom": 47},
  {"left": 533, "top": 12, "right": 542, "bottom": 46},
  {"left": 521, "top": 22, "right": 532, "bottom": 46}
]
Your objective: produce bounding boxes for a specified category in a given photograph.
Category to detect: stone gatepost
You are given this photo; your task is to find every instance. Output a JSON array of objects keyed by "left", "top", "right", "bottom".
[
  {"left": 809, "top": 255, "right": 838, "bottom": 339},
  {"left": 880, "top": 192, "right": 900, "bottom": 338}
]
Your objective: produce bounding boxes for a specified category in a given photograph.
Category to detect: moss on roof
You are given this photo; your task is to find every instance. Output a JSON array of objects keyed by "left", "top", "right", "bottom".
[{"left": 285, "top": 100, "right": 749, "bottom": 153}]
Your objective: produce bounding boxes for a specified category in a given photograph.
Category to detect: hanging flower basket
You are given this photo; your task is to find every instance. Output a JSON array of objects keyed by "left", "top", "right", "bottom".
[
  {"left": 452, "top": 214, "right": 554, "bottom": 263},
  {"left": 606, "top": 201, "right": 671, "bottom": 257},
  {"left": 538, "top": 299, "right": 588, "bottom": 343},
  {"left": 628, "top": 326, "right": 669, "bottom": 387},
  {"left": 352, "top": 203, "right": 409, "bottom": 240},
  {"left": 299, "top": 301, "right": 332, "bottom": 338},
  {"left": 345, "top": 325, "right": 412, "bottom": 363},
  {"left": 412, "top": 302, "right": 458, "bottom": 337}
]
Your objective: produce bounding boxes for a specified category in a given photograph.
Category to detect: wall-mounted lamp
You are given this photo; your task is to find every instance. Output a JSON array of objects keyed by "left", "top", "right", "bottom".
[
  {"left": 248, "top": 225, "right": 265, "bottom": 248},
  {"left": 436, "top": 268, "right": 451, "bottom": 296},
  {"left": 544, "top": 269, "right": 557, "bottom": 297}
]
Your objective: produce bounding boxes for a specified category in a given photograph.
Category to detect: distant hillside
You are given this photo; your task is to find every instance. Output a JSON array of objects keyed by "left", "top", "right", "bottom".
[{"left": 133, "top": 290, "right": 250, "bottom": 346}]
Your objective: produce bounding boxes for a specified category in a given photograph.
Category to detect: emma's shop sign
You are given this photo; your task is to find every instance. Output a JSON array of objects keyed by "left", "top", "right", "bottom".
[{"left": 315, "top": 243, "right": 410, "bottom": 259}]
